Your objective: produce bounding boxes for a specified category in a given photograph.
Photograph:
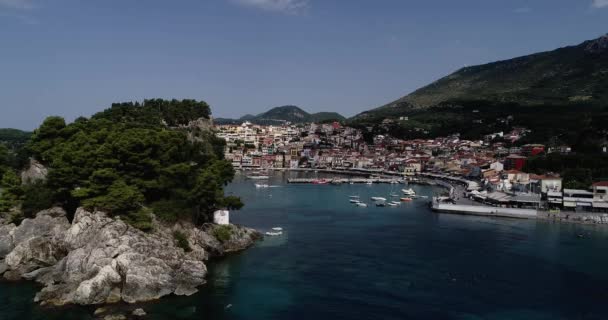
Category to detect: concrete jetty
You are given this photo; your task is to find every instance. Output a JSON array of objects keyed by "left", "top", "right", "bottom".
[{"left": 431, "top": 201, "right": 537, "bottom": 219}]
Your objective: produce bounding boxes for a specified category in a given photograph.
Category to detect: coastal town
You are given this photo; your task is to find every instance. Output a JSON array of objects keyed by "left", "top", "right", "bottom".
[{"left": 215, "top": 120, "right": 608, "bottom": 221}]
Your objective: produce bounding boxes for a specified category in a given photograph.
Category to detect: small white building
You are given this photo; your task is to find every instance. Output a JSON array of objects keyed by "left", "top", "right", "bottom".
[{"left": 213, "top": 210, "right": 230, "bottom": 225}]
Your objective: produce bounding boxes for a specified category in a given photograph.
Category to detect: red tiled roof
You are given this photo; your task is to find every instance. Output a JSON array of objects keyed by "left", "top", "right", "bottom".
[{"left": 593, "top": 181, "right": 608, "bottom": 187}]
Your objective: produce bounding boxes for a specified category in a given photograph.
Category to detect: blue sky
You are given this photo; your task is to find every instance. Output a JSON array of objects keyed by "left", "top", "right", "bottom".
[{"left": 1, "top": 0, "right": 607, "bottom": 130}]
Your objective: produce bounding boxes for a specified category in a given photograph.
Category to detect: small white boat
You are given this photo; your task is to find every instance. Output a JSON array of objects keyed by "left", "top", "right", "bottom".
[
  {"left": 265, "top": 231, "right": 283, "bottom": 236},
  {"left": 350, "top": 199, "right": 361, "bottom": 203},
  {"left": 248, "top": 175, "right": 270, "bottom": 180},
  {"left": 390, "top": 180, "right": 399, "bottom": 184},
  {"left": 371, "top": 197, "right": 387, "bottom": 202},
  {"left": 389, "top": 201, "right": 401, "bottom": 206},
  {"left": 366, "top": 181, "right": 373, "bottom": 185},
  {"left": 387, "top": 202, "right": 399, "bottom": 207},
  {"left": 349, "top": 195, "right": 360, "bottom": 199},
  {"left": 255, "top": 183, "right": 270, "bottom": 188},
  {"left": 390, "top": 193, "right": 399, "bottom": 197},
  {"left": 402, "top": 188, "right": 416, "bottom": 196},
  {"left": 272, "top": 227, "right": 283, "bottom": 231},
  {"left": 356, "top": 203, "right": 368, "bottom": 207}
]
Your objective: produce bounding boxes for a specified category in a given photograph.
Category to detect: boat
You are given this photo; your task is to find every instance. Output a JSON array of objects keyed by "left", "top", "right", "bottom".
[
  {"left": 390, "top": 180, "right": 399, "bottom": 184},
  {"left": 376, "top": 202, "right": 387, "bottom": 207},
  {"left": 272, "top": 227, "right": 283, "bottom": 231},
  {"left": 312, "top": 179, "right": 329, "bottom": 185},
  {"left": 400, "top": 197, "right": 413, "bottom": 202},
  {"left": 248, "top": 175, "right": 270, "bottom": 180},
  {"left": 389, "top": 201, "right": 401, "bottom": 206},
  {"left": 366, "top": 181, "right": 373, "bottom": 185},
  {"left": 265, "top": 231, "right": 283, "bottom": 236},
  {"left": 255, "top": 183, "right": 270, "bottom": 188},
  {"left": 387, "top": 202, "right": 399, "bottom": 207},
  {"left": 371, "top": 197, "right": 387, "bottom": 202},
  {"left": 390, "top": 193, "right": 399, "bottom": 197},
  {"left": 349, "top": 195, "right": 360, "bottom": 199},
  {"left": 349, "top": 199, "right": 361, "bottom": 203},
  {"left": 402, "top": 188, "right": 416, "bottom": 196},
  {"left": 356, "top": 203, "right": 368, "bottom": 207}
]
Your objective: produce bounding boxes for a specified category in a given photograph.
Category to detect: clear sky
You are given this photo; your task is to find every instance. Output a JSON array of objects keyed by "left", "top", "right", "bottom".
[{"left": 1, "top": 0, "right": 607, "bottom": 130}]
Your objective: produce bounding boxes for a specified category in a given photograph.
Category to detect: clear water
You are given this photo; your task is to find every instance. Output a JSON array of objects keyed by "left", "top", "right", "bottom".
[{"left": 3, "top": 171, "right": 608, "bottom": 319}]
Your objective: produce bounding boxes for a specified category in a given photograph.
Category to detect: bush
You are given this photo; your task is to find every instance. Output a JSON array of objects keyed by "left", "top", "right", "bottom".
[
  {"left": 22, "top": 181, "right": 55, "bottom": 218},
  {"left": 213, "top": 225, "right": 233, "bottom": 243},
  {"left": 151, "top": 200, "right": 190, "bottom": 223},
  {"left": 123, "top": 208, "right": 154, "bottom": 232},
  {"left": 173, "top": 230, "right": 192, "bottom": 252}
]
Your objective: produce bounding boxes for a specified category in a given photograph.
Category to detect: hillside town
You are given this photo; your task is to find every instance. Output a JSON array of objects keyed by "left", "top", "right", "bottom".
[{"left": 215, "top": 121, "right": 608, "bottom": 215}]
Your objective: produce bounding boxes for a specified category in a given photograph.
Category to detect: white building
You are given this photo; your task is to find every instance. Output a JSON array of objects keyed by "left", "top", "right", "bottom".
[{"left": 213, "top": 210, "right": 230, "bottom": 225}]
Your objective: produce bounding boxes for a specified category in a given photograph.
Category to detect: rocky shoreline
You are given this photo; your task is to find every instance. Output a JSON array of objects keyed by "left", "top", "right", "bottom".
[{"left": 0, "top": 207, "right": 260, "bottom": 311}]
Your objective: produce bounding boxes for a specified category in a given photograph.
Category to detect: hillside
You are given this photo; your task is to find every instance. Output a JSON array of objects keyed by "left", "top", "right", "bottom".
[
  {"left": 355, "top": 34, "right": 608, "bottom": 121},
  {"left": 216, "top": 106, "right": 345, "bottom": 125},
  {"left": 350, "top": 34, "right": 608, "bottom": 151}
]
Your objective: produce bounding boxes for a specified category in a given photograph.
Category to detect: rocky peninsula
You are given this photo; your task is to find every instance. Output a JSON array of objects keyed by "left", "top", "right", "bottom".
[{"left": 0, "top": 207, "right": 260, "bottom": 307}]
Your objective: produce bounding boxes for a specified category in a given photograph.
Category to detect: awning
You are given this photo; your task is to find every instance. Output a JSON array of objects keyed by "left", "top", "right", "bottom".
[
  {"left": 593, "top": 202, "right": 608, "bottom": 208},
  {"left": 563, "top": 201, "right": 576, "bottom": 208},
  {"left": 576, "top": 202, "right": 592, "bottom": 207}
]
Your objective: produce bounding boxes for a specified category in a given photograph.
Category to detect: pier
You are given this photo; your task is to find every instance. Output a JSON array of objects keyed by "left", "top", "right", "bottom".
[{"left": 287, "top": 178, "right": 402, "bottom": 184}]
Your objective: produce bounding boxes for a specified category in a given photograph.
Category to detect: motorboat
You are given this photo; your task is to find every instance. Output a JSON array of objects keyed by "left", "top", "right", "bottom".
[
  {"left": 387, "top": 202, "right": 399, "bottom": 207},
  {"left": 255, "top": 183, "right": 270, "bottom": 188},
  {"left": 265, "top": 231, "right": 283, "bottom": 236},
  {"left": 402, "top": 188, "right": 416, "bottom": 196},
  {"left": 248, "top": 175, "right": 270, "bottom": 180},
  {"left": 389, "top": 201, "right": 401, "bottom": 206},
  {"left": 366, "top": 181, "right": 373, "bottom": 185},
  {"left": 272, "top": 227, "right": 283, "bottom": 231},
  {"left": 350, "top": 199, "right": 361, "bottom": 203},
  {"left": 400, "top": 197, "right": 413, "bottom": 202},
  {"left": 376, "top": 202, "right": 387, "bottom": 207},
  {"left": 349, "top": 195, "right": 360, "bottom": 199},
  {"left": 312, "top": 179, "right": 329, "bottom": 185},
  {"left": 371, "top": 197, "right": 387, "bottom": 202},
  {"left": 356, "top": 203, "right": 368, "bottom": 207}
]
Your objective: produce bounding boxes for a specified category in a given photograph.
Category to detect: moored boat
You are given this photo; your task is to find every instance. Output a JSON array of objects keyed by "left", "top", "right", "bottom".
[
  {"left": 400, "top": 197, "right": 413, "bottom": 202},
  {"left": 371, "top": 197, "right": 387, "bottom": 202}
]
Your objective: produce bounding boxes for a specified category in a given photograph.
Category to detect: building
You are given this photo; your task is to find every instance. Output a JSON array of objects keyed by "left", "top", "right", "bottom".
[
  {"left": 213, "top": 210, "right": 230, "bottom": 225},
  {"left": 521, "top": 144, "right": 545, "bottom": 157},
  {"left": 504, "top": 155, "right": 527, "bottom": 171}
]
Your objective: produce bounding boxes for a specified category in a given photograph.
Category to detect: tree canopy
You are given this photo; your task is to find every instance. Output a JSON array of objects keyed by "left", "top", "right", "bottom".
[{"left": 1, "top": 99, "right": 239, "bottom": 228}]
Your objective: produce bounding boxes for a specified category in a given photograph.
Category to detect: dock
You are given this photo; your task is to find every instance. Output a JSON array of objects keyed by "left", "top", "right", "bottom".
[
  {"left": 431, "top": 201, "right": 537, "bottom": 219},
  {"left": 287, "top": 178, "right": 402, "bottom": 184}
]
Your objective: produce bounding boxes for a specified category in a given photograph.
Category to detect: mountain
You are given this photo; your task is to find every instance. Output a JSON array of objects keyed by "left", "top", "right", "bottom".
[
  {"left": 216, "top": 106, "right": 345, "bottom": 125},
  {"left": 354, "top": 34, "right": 608, "bottom": 122}
]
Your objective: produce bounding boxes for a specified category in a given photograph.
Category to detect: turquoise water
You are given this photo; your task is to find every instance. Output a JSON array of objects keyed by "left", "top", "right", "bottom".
[{"left": 3, "top": 171, "right": 608, "bottom": 319}]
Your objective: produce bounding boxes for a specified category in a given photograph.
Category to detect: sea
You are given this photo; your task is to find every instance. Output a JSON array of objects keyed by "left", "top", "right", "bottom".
[{"left": 2, "top": 171, "right": 608, "bottom": 319}]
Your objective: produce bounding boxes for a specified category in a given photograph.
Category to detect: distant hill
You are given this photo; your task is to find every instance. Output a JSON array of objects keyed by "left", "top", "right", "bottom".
[
  {"left": 354, "top": 34, "right": 608, "bottom": 121},
  {"left": 216, "top": 106, "right": 345, "bottom": 125},
  {"left": 0, "top": 128, "right": 32, "bottom": 149},
  {"left": 349, "top": 34, "right": 608, "bottom": 151}
]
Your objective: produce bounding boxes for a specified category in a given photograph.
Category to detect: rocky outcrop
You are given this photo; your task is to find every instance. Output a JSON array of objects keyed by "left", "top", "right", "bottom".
[
  {"left": 20, "top": 159, "right": 49, "bottom": 185},
  {"left": 0, "top": 207, "right": 260, "bottom": 306}
]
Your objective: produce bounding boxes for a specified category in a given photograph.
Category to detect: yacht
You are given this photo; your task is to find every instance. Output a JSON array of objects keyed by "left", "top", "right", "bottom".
[
  {"left": 265, "top": 231, "right": 283, "bottom": 236},
  {"left": 402, "top": 188, "right": 416, "bottom": 196},
  {"left": 371, "top": 197, "right": 387, "bottom": 202}
]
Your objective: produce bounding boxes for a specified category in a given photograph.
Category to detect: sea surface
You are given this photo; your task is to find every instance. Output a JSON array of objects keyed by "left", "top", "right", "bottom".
[{"left": 3, "top": 171, "right": 608, "bottom": 319}]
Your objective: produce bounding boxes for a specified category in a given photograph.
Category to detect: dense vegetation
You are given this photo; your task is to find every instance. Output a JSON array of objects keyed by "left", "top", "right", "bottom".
[{"left": 0, "top": 99, "right": 243, "bottom": 229}]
